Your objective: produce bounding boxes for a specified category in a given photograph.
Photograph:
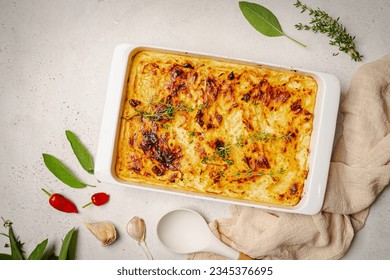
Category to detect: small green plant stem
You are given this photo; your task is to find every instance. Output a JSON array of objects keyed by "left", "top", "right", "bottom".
[{"left": 284, "top": 33, "right": 307, "bottom": 47}]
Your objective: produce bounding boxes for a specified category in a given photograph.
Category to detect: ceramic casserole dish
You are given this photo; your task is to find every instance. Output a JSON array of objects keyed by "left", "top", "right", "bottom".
[{"left": 95, "top": 43, "right": 340, "bottom": 215}]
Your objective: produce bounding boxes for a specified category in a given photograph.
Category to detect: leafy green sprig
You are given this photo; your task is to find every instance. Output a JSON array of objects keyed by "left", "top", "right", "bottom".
[
  {"left": 236, "top": 167, "right": 286, "bottom": 178},
  {"left": 0, "top": 218, "right": 77, "bottom": 260},
  {"left": 216, "top": 142, "right": 234, "bottom": 166},
  {"left": 251, "top": 131, "right": 294, "bottom": 143},
  {"left": 294, "top": 0, "right": 363, "bottom": 62},
  {"left": 126, "top": 102, "right": 194, "bottom": 124}
]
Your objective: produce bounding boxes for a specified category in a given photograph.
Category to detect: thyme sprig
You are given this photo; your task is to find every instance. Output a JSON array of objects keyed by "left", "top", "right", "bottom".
[
  {"left": 235, "top": 167, "right": 286, "bottom": 178},
  {"left": 251, "top": 131, "right": 276, "bottom": 142},
  {"left": 201, "top": 142, "right": 234, "bottom": 166},
  {"left": 216, "top": 142, "right": 234, "bottom": 166},
  {"left": 294, "top": 0, "right": 363, "bottom": 62},
  {"left": 251, "top": 131, "right": 295, "bottom": 143},
  {"left": 124, "top": 102, "right": 193, "bottom": 126},
  {"left": 216, "top": 142, "right": 232, "bottom": 159},
  {"left": 235, "top": 136, "right": 245, "bottom": 148}
]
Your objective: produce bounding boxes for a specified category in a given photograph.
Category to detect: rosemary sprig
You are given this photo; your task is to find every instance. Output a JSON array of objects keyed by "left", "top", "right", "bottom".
[{"left": 294, "top": 0, "right": 363, "bottom": 62}]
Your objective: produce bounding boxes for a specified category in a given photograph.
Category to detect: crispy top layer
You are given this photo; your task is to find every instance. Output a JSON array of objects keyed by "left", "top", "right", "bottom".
[{"left": 116, "top": 50, "right": 317, "bottom": 206}]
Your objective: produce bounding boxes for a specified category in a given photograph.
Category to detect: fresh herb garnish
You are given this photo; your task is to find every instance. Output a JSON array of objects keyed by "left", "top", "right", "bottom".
[
  {"left": 0, "top": 218, "right": 77, "bottom": 260},
  {"left": 189, "top": 131, "right": 195, "bottom": 144},
  {"left": 251, "top": 131, "right": 276, "bottom": 142},
  {"left": 294, "top": 0, "right": 363, "bottom": 62},
  {"left": 251, "top": 131, "right": 294, "bottom": 142},
  {"left": 65, "top": 130, "right": 94, "bottom": 174},
  {"left": 126, "top": 102, "right": 193, "bottom": 126},
  {"left": 216, "top": 142, "right": 232, "bottom": 159},
  {"left": 257, "top": 168, "right": 286, "bottom": 177},
  {"left": 201, "top": 155, "right": 216, "bottom": 164},
  {"left": 279, "top": 132, "right": 294, "bottom": 141},
  {"left": 42, "top": 153, "right": 95, "bottom": 188},
  {"left": 278, "top": 168, "right": 286, "bottom": 174},
  {"left": 4, "top": 219, "right": 24, "bottom": 260},
  {"left": 215, "top": 142, "right": 235, "bottom": 166},
  {"left": 198, "top": 102, "right": 210, "bottom": 111},
  {"left": 235, "top": 168, "right": 286, "bottom": 178},
  {"left": 235, "top": 135, "right": 245, "bottom": 147},
  {"left": 239, "top": 1, "right": 306, "bottom": 47}
]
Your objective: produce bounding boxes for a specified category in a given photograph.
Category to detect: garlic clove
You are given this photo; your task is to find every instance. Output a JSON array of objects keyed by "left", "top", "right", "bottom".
[
  {"left": 126, "top": 216, "right": 146, "bottom": 242},
  {"left": 85, "top": 221, "right": 117, "bottom": 246}
]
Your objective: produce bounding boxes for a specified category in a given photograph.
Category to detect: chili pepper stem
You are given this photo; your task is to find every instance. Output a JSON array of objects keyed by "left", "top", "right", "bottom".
[
  {"left": 41, "top": 188, "right": 52, "bottom": 197},
  {"left": 82, "top": 202, "right": 93, "bottom": 208}
]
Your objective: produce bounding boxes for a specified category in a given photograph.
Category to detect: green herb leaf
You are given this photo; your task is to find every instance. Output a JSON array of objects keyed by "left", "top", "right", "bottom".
[
  {"left": 65, "top": 130, "right": 94, "bottom": 174},
  {"left": 27, "top": 239, "right": 48, "bottom": 260},
  {"left": 294, "top": 0, "right": 362, "bottom": 61},
  {"left": 8, "top": 225, "right": 24, "bottom": 260},
  {"left": 58, "top": 228, "right": 77, "bottom": 260},
  {"left": 67, "top": 229, "right": 78, "bottom": 260},
  {"left": 0, "top": 253, "right": 12, "bottom": 260},
  {"left": 43, "top": 153, "right": 94, "bottom": 188},
  {"left": 239, "top": 1, "right": 306, "bottom": 47}
]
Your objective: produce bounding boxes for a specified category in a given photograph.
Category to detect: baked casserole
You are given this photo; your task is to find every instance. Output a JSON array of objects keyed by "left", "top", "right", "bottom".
[{"left": 115, "top": 50, "right": 317, "bottom": 206}]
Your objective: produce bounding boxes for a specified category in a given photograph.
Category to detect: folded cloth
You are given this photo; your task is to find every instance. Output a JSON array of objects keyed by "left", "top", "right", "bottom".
[{"left": 189, "top": 55, "right": 390, "bottom": 260}]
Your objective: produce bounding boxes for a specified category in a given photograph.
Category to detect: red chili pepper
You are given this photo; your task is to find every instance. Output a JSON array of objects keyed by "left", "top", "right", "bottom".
[
  {"left": 41, "top": 188, "right": 78, "bottom": 214},
  {"left": 82, "top": 192, "right": 110, "bottom": 208}
]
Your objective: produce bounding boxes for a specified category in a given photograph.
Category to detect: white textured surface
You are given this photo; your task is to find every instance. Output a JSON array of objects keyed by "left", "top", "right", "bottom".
[{"left": 0, "top": 0, "right": 389, "bottom": 260}]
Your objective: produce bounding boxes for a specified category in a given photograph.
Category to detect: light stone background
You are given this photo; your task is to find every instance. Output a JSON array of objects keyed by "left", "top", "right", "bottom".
[{"left": 0, "top": 0, "right": 389, "bottom": 260}]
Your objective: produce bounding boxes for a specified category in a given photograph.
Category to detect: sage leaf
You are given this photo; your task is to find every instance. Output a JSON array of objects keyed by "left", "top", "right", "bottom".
[
  {"left": 43, "top": 153, "right": 95, "bottom": 188},
  {"left": 27, "top": 238, "right": 48, "bottom": 260},
  {"left": 59, "top": 228, "right": 77, "bottom": 260},
  {"left": 65, "top": 130, "right": 94, "bottom": 174},
  {"left": 9, "top": 225, "right": 24, "bottom": 260},
  {"left": 239, "top": 1, "right": 306, "bottom": 47}
]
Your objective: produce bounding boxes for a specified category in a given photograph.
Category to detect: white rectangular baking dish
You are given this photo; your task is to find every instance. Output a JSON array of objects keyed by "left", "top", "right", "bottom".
[{"left": 95, "top": 43, "right": 340, "bottom": 215}]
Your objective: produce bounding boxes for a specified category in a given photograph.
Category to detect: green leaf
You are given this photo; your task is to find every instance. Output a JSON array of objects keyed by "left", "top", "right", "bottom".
[
  {"left": 58, "top": 228, "right": 77, "bottom": 260},
  {"left": 9, "top": 226, "right": 24, "bottom": 260},
  {"left": 239, "top": 1, "right": 306, "bottom": 47},
  {"left": 27, "top": 239, "right": 48, "bottom": 260},
  {"left": 67, "top": 229, "right": 78, "bottom": 260},
  {"left": 65, "top": 130, "right": 94, "bottom": 174},
  {"left": 0, "top": 253, "right": 12, "bottom": 260},
  {"left": 43, "top": 153, "right": 94, "bottom": 188}
]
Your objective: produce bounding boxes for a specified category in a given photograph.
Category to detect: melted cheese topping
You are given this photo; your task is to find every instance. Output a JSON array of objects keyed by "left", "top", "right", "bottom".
[{"left": 115, "top": 50, "right": 317, "bottom": 206}]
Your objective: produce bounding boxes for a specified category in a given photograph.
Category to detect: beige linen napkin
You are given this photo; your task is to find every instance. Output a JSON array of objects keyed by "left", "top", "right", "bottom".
[{"left": 190, "top": 55, "right": 390, "bottom": 260}]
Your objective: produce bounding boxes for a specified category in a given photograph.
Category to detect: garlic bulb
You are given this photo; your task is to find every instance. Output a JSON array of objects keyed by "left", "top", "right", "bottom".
[
  {"left": 85, "top": 221, "right": 117, "bottom": 246},
  {"left": 126, "top": 216, "right": 145, "bottom": 242}
]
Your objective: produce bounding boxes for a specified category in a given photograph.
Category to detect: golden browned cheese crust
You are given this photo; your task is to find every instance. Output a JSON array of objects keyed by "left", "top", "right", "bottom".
[{"left": 115, "top": 50, "right": 317, "bottom": 206}]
